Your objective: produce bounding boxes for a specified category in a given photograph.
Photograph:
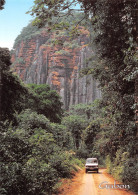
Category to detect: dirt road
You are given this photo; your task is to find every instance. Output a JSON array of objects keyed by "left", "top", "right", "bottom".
[{"left": 58, "top": 169, "right": 136, "bottom": 195}]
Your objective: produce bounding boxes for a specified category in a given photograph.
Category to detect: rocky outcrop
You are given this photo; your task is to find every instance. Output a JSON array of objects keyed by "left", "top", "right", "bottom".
[{"left": 11, "top": 26, "right": 101, "bottom": 109}]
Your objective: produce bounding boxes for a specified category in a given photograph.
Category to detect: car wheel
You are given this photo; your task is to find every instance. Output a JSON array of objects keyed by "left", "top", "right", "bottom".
[
  {"left": 85, "top": 169, "right": 88, "bottom": 173},
  {"left": 97, "top": 170, "right": 98, "bottom": 173}
]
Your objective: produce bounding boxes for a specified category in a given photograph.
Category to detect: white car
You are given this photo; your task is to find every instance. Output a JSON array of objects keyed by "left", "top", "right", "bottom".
[{"left": 85, "top": 158, "right": 99, "bottom": 173}]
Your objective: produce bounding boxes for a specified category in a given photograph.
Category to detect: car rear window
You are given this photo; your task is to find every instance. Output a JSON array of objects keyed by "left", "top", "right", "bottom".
[{"left": 86, "top": 159, "right": 98, "bottom": 163}]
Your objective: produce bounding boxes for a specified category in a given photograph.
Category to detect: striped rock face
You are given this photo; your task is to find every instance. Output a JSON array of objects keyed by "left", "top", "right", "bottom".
[{"left": 11, "top": 27, "right": 101, "bottom": 109}]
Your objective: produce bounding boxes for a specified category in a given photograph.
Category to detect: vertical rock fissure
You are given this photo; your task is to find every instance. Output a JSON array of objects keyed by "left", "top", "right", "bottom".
[{"left": 11, "top": 28, "right": 101, "bottom": 108}]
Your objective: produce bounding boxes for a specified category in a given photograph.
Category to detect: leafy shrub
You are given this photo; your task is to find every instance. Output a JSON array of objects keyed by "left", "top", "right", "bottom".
[
  {"left": 49, "top": 152, "right": 84, "bottom": 177},
  {"left": 1, "top": 124, "right": 61, "bottom": 195},
  {"left": 49, "top": 152, "right": 72, "bottom": 178},
  {"left": 122, "top": 159, "right": 138, "bottom": 191},
  {"left": 16, "top": 109, "right": 51, "bottom": 133},
  {"left": 24, "top": 159, "right": 58, "bottom": 195},
  {"left": 26, "top": 84, "right": 63, "bottom": 123},
  {"left": 0, "top": 124, "right": 31, "bottom": 195},
  {"left": 76, "top": 147, "right": 89, "bottom": 159},
  {"left": 0, "top": 111, "right": 84, "bottom": 195},
  {"left": 105, "top": 155, "right": 113, "bottom": 174},
  {"left": 70, "top": 157, "right": 85, "bottom": 169},
  {"left": 50, "top": 123, "right": 74, "bottom": 149},
  {"left": 111, "top": 149, "right": 138, "bottom": 192}
]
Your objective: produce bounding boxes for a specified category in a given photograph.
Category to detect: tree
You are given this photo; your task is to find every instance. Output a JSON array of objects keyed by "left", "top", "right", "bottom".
[
  {"left": 26, "top": 84, "right": 63, "bottom": 123},
  {"left": 28, "top": 1, "right": 137, "bottom": 190},
  {"left": 0, "top": 110, "right": 83, "bottom": 195},
  {"left": 62, "top": 115, "right": 87, "bottom": 149},
  {"left": 84, "top": 120, "right": 100, "bottom": 150},
  {"left": 0, "top": 48, "right": 9, "bottom": 120},
  {"left": 0, "top": 47, "right": 28, "bottom": 122},
  {"left": 28, "top": 0, "right": 82, "bottom": 27}
]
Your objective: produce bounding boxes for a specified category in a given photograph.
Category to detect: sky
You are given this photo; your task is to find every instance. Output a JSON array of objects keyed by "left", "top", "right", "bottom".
[
  {"left": 0, "top": 0, "right": 34, "bottom": 50},
  {"left": 0, "top": 0, "right": 81, "bottom": 50}
]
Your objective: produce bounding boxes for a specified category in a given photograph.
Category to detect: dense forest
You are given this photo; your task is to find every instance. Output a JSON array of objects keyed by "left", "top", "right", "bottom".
[{"left": 0, "top": 0, "right": 137, "bottom": 195}]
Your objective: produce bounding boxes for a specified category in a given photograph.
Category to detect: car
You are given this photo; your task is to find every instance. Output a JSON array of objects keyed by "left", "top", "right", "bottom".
[{"left": 85, "top": 158, "right": 99, "bottom": 173}]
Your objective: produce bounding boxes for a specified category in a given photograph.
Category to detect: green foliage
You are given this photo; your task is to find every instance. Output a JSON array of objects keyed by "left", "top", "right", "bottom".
[
  {"left": 26, "top": 84, "right": 63, "bottom": 123},
  {"left": 2, "top": 73, "right": 28, "bottom": 122},
  {"left": 105, "top": 155, "right": 113, "bottom": 174},
  {"left": 14, "top": 10, "right": 89, "bottom": 48},
  {"left": 105, "top": 150, "right": 138, "bottom": 191},
  {"left": 0, "top": 123, "right": 31, "bottom": 195},
  {"left": 69, "top": 100, "right": 100, "bottom": 119},
  {"left": 121, "top": 158, "right": 138, "bottom": 190},
  {"left": 0, "top": 110, "right": 83, "bottom": 195},
  {"left": 62, "top": 115, "right": 88, "bottom": 149},
  {"left": 63, "top": 102, "right": 103, "bottom": 157},
  {"left": 0, "top": 49, "right": 63, "bottom": 124},
  {"left": 75, "top": 146, "right": 89, "bottom": 159},
  {"left": 28, "top": 0, "right": 89, "bottom": 29},
  {"left": 84, "top": 119, "right": 100, "bottom": 150},
  {"left": 16, "top": 109, "right": 51, "bottom": 132},
  {"left": 49, "top": 152, "right": 73, "bottom": 178},
  {"left": 50, "top": 123, "right": 73, "bottom": 149},
  {"left": 13, "top": 23, "right": 40, "bottom": 47},
  {"left": 0, "top": 47, "right": 11, "bottom": 69},
  {"left": 0, "top": 48, "right": 28, "bottom": 122}
]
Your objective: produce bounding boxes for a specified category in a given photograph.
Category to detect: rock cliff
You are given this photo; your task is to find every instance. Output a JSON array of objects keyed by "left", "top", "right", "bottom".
[{"left": 11, "top": 25, "right": 101, "bottom": 109}]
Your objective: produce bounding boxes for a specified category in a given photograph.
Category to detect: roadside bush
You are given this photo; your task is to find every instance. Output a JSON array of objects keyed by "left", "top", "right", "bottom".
[
  {"left": 24, "top": 159, "right": 58, "bottom": 195},
  {"left": 122, "top": 159, "right": 138, "bottom": 191},
  {"left": 0, "top": 124, "right": 31, "bottom": 195},
  {"left": 111, "top": 149, "right": 138, "bottom": 192},
  {"left": 105, "top": 155, "right": 113, "bottom": 174},
  {"left": 49, "top": 152, "right": 72, "bottom": 178},
  {"left": 1, "top": 124, "right": 62, "bottom": 195},
  {"left": 0, "top": 112, "right": 84, "bottom": 195},
  {"left": 111, "top": 149, "right": 127, "bottom": 181},
  {"left": 76, "top": 147, "right": 89, "bottom": 159},
  {"left": 105, "top": 149, "right": 138, "bottom": 193},
  {"left": 70, "top": 157, "right": 85, "bottom": 169}
]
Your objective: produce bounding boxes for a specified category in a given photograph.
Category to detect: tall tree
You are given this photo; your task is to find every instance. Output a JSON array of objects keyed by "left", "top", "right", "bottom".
[
  {"left": 0, "top": 47, "right": 28, "bottom": 122},
  {"left": 63, "top": 115, "right": 87, "bottom": 149},
  {"left": 0, "top": 48, "right": 11, "bottom": 121},
  {"left": 26, "top": 84, "right": 63, "bottom": 123}
]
